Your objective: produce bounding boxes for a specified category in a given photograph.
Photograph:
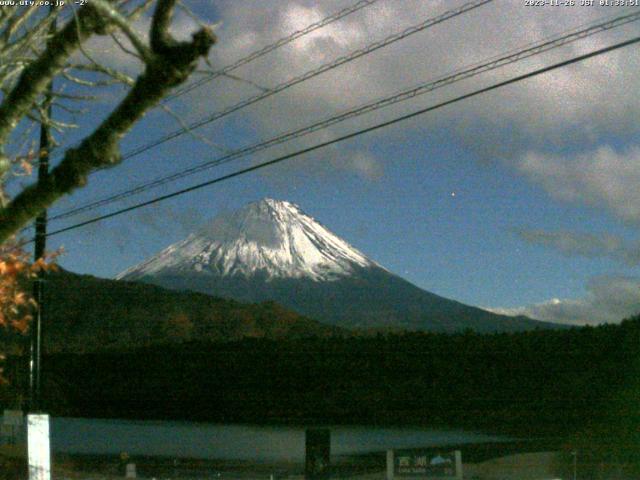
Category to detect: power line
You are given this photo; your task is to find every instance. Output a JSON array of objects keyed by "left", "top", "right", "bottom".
[
  {"left": 119, "top": 0, "right": 493, "bottom": 161},
  {"left": 21, "top": 0, "right": 491, "bottom": 235},
  {"left": 43, "top": 0, "right": 380, "bottom": 165},
  {"left": 49, "top": 9, "right": 640, "bottom": 221},
  {"left": 163, "top": 0, "right": 380, "bottom": 103},
  {"left": 48, "top": 9, "right": 640, "bottom": 223},
  {"left": 35, "top": 35, "right": 640, "bottom": 242}
]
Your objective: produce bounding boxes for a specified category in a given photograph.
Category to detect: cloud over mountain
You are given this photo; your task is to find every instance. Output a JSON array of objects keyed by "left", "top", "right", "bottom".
[{"left": 490, "top": 275, "right": 640, "bottom": 326}]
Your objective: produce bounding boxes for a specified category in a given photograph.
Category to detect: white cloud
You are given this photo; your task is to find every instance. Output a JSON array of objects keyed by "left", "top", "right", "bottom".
[
  {"left": 337, "top": 151, "right": 383, "bottom": 180},
  {"left": 517, "top": 145, "right": 640, "bottom": 223},
  {"left": 57, "top": 1, "right": 640, "bottom": 171},
  {"left": 200, "top": 0, "right": 640, "bottom": 149},
  {"left": 56, "top": 1, "right": 640, "bottom": 212},
  {"left": 62, "top": 0, "right": 637, "bottom": 189},
  {"left": 490, "top": 275, "right": 640, "bottom": 326}
]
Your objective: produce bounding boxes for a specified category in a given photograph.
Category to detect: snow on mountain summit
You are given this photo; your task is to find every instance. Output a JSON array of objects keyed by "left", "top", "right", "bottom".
[
  {"left": 116, "top": 199, "right": 560, "bottom": 333},
  {"left": 117, "top": 199, "right": 377, "bottom": 282}
]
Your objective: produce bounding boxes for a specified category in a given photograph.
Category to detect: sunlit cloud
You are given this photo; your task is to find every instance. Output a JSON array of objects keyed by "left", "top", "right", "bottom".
[
  {"left": 202, "top": 0, "right": 640, "bottom": 150},
  {"left": 489, "top": 275, "right": 640, "bottom": 326},
  {"left": 517, "top": 145, "right": 640, "bottom": 223}
]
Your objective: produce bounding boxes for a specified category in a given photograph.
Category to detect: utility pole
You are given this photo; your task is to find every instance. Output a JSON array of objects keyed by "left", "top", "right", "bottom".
[
  {"left": 29, "top": 3, "right": 55, "bottom": 415},
  {"left": 29, "top": 115, "right": 50, "bottom": 411},
  {"left": 27, "top": 8, "right": 56, "bottom": 480}
]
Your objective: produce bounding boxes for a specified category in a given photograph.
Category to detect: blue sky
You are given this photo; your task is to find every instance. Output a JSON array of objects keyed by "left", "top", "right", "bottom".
[{"left": 12, "top": 0, "right": 640, "bottom": 325}]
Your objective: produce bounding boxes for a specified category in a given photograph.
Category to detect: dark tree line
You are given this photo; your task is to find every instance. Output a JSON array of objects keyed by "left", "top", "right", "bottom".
[
  {"left": 3, "top": 315, "right": 639, "bottom": 477},
  {"left": 10, "top": 317, "right": 635, "bottom": 433}
]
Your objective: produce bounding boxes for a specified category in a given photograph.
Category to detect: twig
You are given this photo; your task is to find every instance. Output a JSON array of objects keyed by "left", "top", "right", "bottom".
[{"left": 0, "top": 0, "right": 216, "bottom": 242}]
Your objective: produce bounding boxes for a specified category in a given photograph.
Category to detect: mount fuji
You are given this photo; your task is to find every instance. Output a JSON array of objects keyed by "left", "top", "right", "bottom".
[{"left": 118, "top": 199, "right": 558, "bottom": 333}]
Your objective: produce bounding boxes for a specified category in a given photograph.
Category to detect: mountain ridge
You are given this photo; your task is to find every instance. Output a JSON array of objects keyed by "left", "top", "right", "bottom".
[
  {"left": 119, "top": 198, "right": 562, "bottom": 333},
  {"left": 117, "top": 198, "right": 377, "bottom": 282}
]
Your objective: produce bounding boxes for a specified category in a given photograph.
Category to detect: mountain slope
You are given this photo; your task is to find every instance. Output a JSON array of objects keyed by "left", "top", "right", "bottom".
[
  {"left": 118, "top": 198, "right": 376, "bottom": 282},
  {"left": 118, "top": 199, "right": 560, "bottom": 333},
  {"left": 2, "top": 269, "right": 341, "bottom": 354}
]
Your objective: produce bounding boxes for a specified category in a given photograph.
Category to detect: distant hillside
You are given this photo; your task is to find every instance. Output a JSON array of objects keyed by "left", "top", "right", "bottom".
[
  {"left": 149, "top": 268, "right": 562, "bottom": 333},
  {"left": 5, "top": 270, "right": 341, "bottom": 354}
]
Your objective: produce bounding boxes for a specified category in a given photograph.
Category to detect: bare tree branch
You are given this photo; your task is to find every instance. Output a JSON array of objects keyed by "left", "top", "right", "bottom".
[
  {"left": 110, "top": 31, "right": 143, "bottom": 61},
  {"left": 124, "top": 0, "right": 156, "bottom": 21},
  {"left": 69, "top": 63, "right": 136, "bottom": 86},
  {"left": 51, "top": 91, "right": 98, "bottom": 102},
  {"left": 158, "top": 102, "right": 230, "bottom": 153},
  {"left": 0, "top": 0, "right": 216, "bottom": 243},
  {"left": 0, "top": 3, "right": 114, "bottom": 169},
  {"left": 90, "top": 0, "right": 153, "bottom": 63},
  {"left": 150, "top": 0, "right": 176, "bottom": 53},
  {"left": 0, "top": 6, "right": 39, "bottom": 45}
]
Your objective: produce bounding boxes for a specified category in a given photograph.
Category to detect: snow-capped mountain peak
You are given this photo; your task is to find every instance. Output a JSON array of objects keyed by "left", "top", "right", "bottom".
[
  {"left": 116, "top": 198, "right": 559, "bottom": 333},
  {"left": 117, "top": 198, "right": 377, "bottom": 282}
]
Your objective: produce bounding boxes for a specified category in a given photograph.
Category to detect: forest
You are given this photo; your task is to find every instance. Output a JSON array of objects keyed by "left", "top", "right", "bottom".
[
  {"left": 9, "top": 317, "right": 634, "bottom": 433},
  {"left": 3, "top": 315, "right": 639, "bottom": 475}
]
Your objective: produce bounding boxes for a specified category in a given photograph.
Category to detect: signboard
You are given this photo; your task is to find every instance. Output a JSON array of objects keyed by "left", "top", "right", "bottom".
[
  {"left": 125, "top": 463, "right": 137, "bottom": 478},
  {"left": 27, "top": 414, "right": 51, "bottom": 480},
  {"left": 387, "top": 450, "right": 462, "bottom": 480}
]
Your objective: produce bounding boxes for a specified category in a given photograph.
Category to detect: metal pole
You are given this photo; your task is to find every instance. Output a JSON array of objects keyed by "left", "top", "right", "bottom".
[{"left": 30, "top": 5, "right": 55, "bottom": 413}]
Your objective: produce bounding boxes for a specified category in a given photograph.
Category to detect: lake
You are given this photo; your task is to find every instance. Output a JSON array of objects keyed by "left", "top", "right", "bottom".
[{"left": 49, "top": 417, "right": 505, "bottom": 462}]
